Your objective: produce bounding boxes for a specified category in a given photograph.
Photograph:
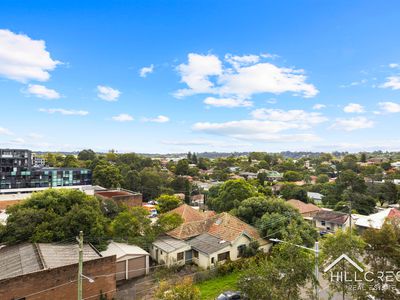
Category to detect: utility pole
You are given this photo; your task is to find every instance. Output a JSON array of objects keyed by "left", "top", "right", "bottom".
[
  {"left": 315, "top": 241, "right": 319, "bottom": 300},
  {"left": 77, "top": 231, "right": 83, "bottom": 300}
]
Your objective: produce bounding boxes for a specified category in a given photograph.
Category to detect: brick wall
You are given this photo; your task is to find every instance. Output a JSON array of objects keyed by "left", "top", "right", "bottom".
[{"left": 0, "top": 256, "right": 116, "bottom": 300}]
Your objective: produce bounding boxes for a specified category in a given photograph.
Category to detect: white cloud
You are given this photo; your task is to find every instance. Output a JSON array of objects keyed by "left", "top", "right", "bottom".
[
  {"left": 330, "top": 117, "right": 374, "bottom": 131},
  {"left": 204, "top": 97, "right": 253, "bottom": 108},
  {"left": 381, "top": 76, "right": 400, "bottom": 90},
  {"left": 0, "top": 29, "right": 60, "bottom": 82},
  {"left": 219, "top": 63, "right": 318, "bottom": 98},
  {"left": 378, "top": 101, "right": 400, "bottom": 113},
  {"left": 175, "top": 53, "right": 318, "bottom": 100},
  {"left": 139, "top": 64, "right": 154, "bottom": 78},
  {"left": 26, "top": 84, "right": 60, "bottom": 99},
  {"left": 174, "top": 53, "right": 222, "bottom": 97},
  {"left": 343, "top": 103, "right": 365, "bottom": 113},
  {"left": 340, "top": 79, "right": 367, "bottom": 88},
  {"left": 225, "top": 54, "right": 260, "bottom": 69},
  {"left": 142, "top": 115, "right": 170, "bottom": 123},
  {"left": 389, "top": 63, "right": 399, "bottom": 69},
  {"left": 313, "top": 104, "right": 326, "bottom": 110},
  {"left": 250, "top": 108, "right": 328, "bottom": 126},
  {"left": 0, "top": 127, "right": 13, "bottom": 135},
  {"left": 112, "top": 113, "right": 134, "bottom": 122},
  {"left": 39, "top": 108, "right": 89, "bottom": 116},
  {"left": 97, "top": 85, "right": 121, "bottom": 101},
  {"left": 192, "top": 119, "right": 320, "bottom": 142}
]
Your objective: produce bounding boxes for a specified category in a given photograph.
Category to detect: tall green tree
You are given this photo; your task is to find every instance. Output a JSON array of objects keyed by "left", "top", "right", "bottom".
[
  {"left": 156, "top": 194, "right": 182, "bottom": 213},
  {"left": 207, "top": 179, "right": 258, "bottom": 212},
  {"left": 239, "top": 233, "right": 316, "bottom": 300},
  {"left": 93, "top": 161, "right": 123, "bottom": 188},
  {"left": 320, "top": 229, "right": 366, "bottom": 300}
]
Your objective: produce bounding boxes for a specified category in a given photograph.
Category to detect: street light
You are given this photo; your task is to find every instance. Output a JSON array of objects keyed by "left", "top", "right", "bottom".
[
  {"left": 270, "top": 238, "right": 319, "bottom": 300},
  {"left": 81, "top": 274, "right": 95, "bottom": 283}
]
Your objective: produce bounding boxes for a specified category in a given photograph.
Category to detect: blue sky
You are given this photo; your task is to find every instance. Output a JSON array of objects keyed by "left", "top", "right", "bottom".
[{"left": 0, "top": 0, "right": 400, "bottom": 153}]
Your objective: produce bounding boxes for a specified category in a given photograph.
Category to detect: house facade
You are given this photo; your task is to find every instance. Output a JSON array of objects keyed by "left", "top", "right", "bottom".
[
  {"left": 313, "top": 210, "right": 351, "bottom": 232},
  {"left": 150, "top": 205, "right": 270, "bottom": 269}
]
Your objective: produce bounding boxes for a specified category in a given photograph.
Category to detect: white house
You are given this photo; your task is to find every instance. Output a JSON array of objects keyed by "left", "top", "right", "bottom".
[
  {"left": 150, "top": 236, "right": 191, "bottom": 267},
  {"left": 150, "top": 206, "right": 271, "bottom": 269}
]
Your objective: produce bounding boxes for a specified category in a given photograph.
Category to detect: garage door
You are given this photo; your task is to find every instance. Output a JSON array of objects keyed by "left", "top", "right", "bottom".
[{"left": 127, "top": 256, "right": 146, "bottom": 279}]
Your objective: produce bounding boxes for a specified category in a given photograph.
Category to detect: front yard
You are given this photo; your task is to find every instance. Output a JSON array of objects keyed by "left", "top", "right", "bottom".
[{"left": 195, "top": 271, "right": 242, "bottom": 300}]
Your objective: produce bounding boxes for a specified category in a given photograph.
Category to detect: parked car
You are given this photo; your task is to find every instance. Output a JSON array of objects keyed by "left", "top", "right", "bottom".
[{"left": 216, "top": 291, "right": 246, "bottom": 300}]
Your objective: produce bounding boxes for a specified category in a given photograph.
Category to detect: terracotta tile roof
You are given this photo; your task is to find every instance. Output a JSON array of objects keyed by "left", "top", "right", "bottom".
[
  {"left": 168, "top": 204, "right": 207, "bottom": 223},
  {"left": 166, "top": 212, "right": 267, "bottom": 245},
  {"left": 388, "top": 208, "right": 400, "bottom": 219},
  {"left": 287, "top": 199, "right": 321, "bottom": 215}
]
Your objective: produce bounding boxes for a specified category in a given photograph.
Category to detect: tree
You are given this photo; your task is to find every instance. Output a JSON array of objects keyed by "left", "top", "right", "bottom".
[
  {"left": 3, "top": 189, "right": 108, "bottom": 249},
  {"left": 156, "top": 213, "right": 184, "bottom": 233},
  {"left": 362, "top": 221, "right": 400, "bottom": 299},
  {"left": 283, "top": 171, "right": 304, "bottom": 182},
  {"left": 316, "top": 174, "right": 329, "bottom": 184},
  {"left": 207, "top": 179, "right": 258, "bottom": 212},
  {"left": 239, "top": 233, "right": 316, "bottom": 300},
  {"left": 156, "top": 194, "right": 182, "bottom": 213},
  {"left": 110, "top": 207, "right": 154, "bottom": 249},
  {"left": 155, "top": 278, "right": 200, "bottom": 300},
  {"left": 93, "top": 161, "right": 123, "bottom": 188},
  {"left": 139, "top": 168, "right": 165, "bottom": 200},
  {"left": 336, "top": 170, "right": 366, "bottom": 194},
  {"left": 175, "top": 159, "right": 190, "bottom": 175},
  {"left": 78, "top": 149, "right": 96, "bottom": 161},
  {"left": 234, "top": 196, "right": 273, "bottom": 224},
  {"left": 63, "top": 155, "right": 80, "bottom": 168},
  {"left": 360, "top": 153, "right": 367, "bottom": 163},
  {"left": 320, "top": 229, "right": 366, "bottom": 300}
]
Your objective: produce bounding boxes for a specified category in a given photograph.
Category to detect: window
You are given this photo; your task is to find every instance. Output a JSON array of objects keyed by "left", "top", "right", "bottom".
[
  {"left": 237, "top": 244, "right": 246, "bottom": 258},
  {"left": 321, "top": 221, "right": 326, "bottom": 226},
  {"left": 211, "top": 257, "right": 215, "bottom": 264},
  {"left": 217, "top": 251, "right": 230, "bottom": 262},
  {"left": 177, "top": 252, "right": 184, "bottom": 261},
  {"left": 193, "top": 250, "right": 199, "bottom": 258}
]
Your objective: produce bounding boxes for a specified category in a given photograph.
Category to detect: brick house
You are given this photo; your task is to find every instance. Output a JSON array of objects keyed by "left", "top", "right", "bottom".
[
  {"left": 95, "top": 189, "right": 142, "bottom": 208},
  {"left": 0, "top": 243, "right": 116, "bottom": 300}
]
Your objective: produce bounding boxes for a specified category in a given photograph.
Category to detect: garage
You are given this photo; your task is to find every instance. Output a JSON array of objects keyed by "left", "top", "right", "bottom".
[{"left": 101, "top": 241, "right": 150, "bottom": 281}]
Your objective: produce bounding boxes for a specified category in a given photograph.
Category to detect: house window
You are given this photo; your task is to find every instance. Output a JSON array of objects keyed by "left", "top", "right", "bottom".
[
  {"left": 193, "top": 250, "right": 199, "bottom": 258},
  {"left": 177, "top": 252, "right": 184, "bottom": 261},
  {"left": 211, "top": 257, "right": 215, "bottom": 264},
  {"left": 217, "top": 251, "right": 230, "bottom": 262},
  {"left": 237, "top": 244, "right": 246, "bottom": 258},
  {"left": 321, "top": 221, "right": 326, "bottom": 226}
]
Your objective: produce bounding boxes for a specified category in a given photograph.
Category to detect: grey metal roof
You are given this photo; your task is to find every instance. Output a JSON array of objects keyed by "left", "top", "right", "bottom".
[
  {"left": 187, "top": 233, "right": 230, "bottom": 255},
  {"left": 153, "top": 236, "right": 189, "bottom": 253},
  {"left": 0, "top": 243, "right": 101, "bottom": 281},
  {"left": 0, "top": 244, "right": 43, "bottom": 281},
  {"left": 37, "top": 243, "right": 100, "bottom": 269}
]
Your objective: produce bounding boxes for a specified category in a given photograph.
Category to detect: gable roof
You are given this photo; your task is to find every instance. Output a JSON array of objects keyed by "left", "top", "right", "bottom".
[
  {"left": 168, "top": 204, "right": 207, "bottom": 223},
  {"left": 0, "top": 243, "right": 101, "bottom": 281},
  {"left": 355, "top": 208, "right": 400, "bottom": 229},
  {"left": 287, "top": 199, "right": 321, "bottom": 215},
  {"left": 314, "top": 210, "right": 349, "bottom": 225},
  {"left": 166, "top": 212, "right": 267, "bottom": 245},
  {"left": 101, "top": 241, "right": 149, "bottom": 260}
]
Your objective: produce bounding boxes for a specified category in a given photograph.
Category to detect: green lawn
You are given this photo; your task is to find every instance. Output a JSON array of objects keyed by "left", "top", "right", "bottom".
[{"left": 196, "top": 272, "right": 242, "bottom": 300}]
